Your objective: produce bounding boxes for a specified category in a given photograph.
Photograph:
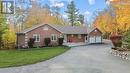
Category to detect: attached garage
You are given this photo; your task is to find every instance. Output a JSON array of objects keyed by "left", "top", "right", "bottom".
[
  {"left": 88, "top": 28, "right": 102, "bottom": 44},
  {"left": 96, "top": 36, "right": 102, "bottom": 43},
  {"left": 89, "top": 36, "right": 95, "bottom": 43}
]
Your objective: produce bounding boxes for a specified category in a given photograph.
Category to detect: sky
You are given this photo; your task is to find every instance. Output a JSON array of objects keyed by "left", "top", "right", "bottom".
[
  {"left": 15, "top": 0, "right": 108, "bottom": 24},
  {"left": 37, "top": 0, "right": 108, "bottom": 24}
]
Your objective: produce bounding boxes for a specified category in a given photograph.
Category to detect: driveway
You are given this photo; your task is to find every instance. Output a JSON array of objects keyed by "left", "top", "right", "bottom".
[{"left": 0, "top": 41, "right": 130, "bottom": 73}]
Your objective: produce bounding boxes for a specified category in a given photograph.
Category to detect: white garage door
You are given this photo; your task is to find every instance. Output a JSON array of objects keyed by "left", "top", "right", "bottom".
[
  {"left": 96, "top": 36, "right": 101, "bottom": 43},
  {"left": 89, "top": 37, "right": 95, "bottom": 43},
  {"left": 89, "top": 36, "right": 102, "bottom": 43}
]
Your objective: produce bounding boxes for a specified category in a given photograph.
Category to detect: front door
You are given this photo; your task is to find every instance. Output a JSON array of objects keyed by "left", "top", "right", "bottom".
[{"left": 85, "top": 36, "right": 88, "bottom": 43}]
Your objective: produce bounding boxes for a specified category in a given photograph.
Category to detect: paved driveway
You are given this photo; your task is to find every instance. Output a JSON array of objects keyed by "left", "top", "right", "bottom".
[{"left": 0, "top": 42, "right": 130, "bottom": 73}]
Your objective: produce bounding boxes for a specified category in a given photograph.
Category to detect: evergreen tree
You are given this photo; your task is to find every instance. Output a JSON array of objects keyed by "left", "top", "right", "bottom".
[
  {"left": 65, "top": 1, "right": 79, "bottom": 26},
  {"left": 78, "top": 14, "right": 84, "bottom": 24}
]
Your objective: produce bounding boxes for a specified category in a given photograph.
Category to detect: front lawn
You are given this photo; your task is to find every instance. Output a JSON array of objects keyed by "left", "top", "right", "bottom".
[{"left": 0, "top": 47, "right": 69, "bottom": 68}]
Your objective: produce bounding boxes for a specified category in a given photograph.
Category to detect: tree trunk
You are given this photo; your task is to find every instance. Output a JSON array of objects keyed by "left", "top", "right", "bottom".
[{"left": 0, "top": 36, "right": 2, "bottom": 49}]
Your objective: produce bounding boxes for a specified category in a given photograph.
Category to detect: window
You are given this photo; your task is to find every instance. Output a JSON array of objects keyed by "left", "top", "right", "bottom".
[
  {"left": 43, "top": 26, "right": 48, "bottom": 30},
  {"left": 33, "top": 34, "right": 40, "bottom": 42},
  {"left": 94, "top": 30, "right": 97, "bottom": 32},
  {"left": 51, "top": 34, "right": 57, "bottom": 41}
]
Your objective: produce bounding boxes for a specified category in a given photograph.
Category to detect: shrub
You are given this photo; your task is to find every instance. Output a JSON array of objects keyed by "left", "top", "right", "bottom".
[
  {"left": 50, "top": 41, "right": 58, "bottom": 47},
  {"left": 110, "top": 35, "right": 122, "bottom": 47},
  {"left": 123, "top": 30, "right": 130, "bottom": 49},
  {"left": 58, "top": 38, "right": 64, "bottom": 46},
  {"left": 44, "top": 38, "right": 51, "bottom": 46},
  {"left": 28, "top": 38, "right": 35, "bottom": 48},
  {"left": 2, "top": 30, "right": 16, "bottom": 50},
  {"left": 103, "top": 32, "right": 111, "bottom": 39}
]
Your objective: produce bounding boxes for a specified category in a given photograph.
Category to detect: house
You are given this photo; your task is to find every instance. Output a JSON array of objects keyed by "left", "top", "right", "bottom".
[{"left": 17, "top": 24, "right": 102, "bottom": 47}]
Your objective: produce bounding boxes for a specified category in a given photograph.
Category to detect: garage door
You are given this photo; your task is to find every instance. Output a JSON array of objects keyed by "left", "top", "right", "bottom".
[
  {"left": 96, "top": 36, "right": 101, "bottom": 43},
  {"left": 89, "top": 37, "right": 95, "bottom": 43},
  {"left": 89, "top": 36, "right": 102, "bottom": 43}
]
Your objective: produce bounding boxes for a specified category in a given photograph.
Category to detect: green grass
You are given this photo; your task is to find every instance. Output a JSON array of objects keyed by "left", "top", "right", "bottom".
[{"left": 0, "top": 47, "right": 70, "bottom": 68}]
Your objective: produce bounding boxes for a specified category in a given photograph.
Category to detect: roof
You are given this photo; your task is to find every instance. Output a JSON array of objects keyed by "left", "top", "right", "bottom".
[
  {"left": 50, "top": 24, "right": 88, "bottom": 34},
  {"left": 87, "top": 27, "right": 102, "bottom": 34},
  {"left": 17, "top": 24, "right": 101, "bottom": 35}
]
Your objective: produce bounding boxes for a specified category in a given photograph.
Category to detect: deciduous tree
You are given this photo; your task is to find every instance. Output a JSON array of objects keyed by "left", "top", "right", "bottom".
[{"left": 0, "top": 2, "right": 7, "bottom": 49}]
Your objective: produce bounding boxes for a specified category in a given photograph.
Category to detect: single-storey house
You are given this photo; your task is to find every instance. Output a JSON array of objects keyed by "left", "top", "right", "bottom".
[{"left": 17, "top": 24, "right": 102, "bottom": 47}]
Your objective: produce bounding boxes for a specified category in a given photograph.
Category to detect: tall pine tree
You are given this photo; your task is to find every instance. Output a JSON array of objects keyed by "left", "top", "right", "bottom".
[{"left": 65, "top": 1, "right": 79, "bottom": 26}]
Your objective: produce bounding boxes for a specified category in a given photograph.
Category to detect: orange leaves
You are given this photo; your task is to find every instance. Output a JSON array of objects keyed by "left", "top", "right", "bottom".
[
  {"left": 94, "top": 0, "right": 130, "bottom": 35},
  {"left": 94, "top": 11, "right": 112, "bottom": 33}
]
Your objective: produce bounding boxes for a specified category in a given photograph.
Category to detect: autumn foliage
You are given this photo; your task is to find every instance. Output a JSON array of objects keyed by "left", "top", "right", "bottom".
[
  {"left": 2, "top": 29, "right": 16, "bottom": 49},
  {"left": 94, "top": 0, "right": 130, "bottom": 36},
  {"left": 24, "top": 1, "right": 66, "bottom": 29}
]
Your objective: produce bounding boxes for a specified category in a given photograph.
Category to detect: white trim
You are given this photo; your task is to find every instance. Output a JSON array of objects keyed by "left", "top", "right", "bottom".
[
  {"left": 63, "top": 34, "right": 67, "bottom": 43},
  {"left": 22, "top": 24, "right": 62, "bottom": 34},
  {"left": 25, "top": 38, "right": 28, "bottom": 41},
  {"left": 33, "top": 34, "right": 40, "bottom": 42},
  {"left": 25, "top": 36, "right": 28, "bottom": 39},
  {"left": 25, "top": 41, "right": 28, "bottom": 44},
  {"left": 51, "top": 34, "right": 57, "bottom": 41}
]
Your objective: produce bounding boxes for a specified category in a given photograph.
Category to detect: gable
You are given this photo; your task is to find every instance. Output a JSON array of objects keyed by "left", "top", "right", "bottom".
[
  {"left": 26, "top": 24, "right": 62, "bottom": 34},
  {"left": 18, "top": 24, "right": 62, "bottom": 34},
  {"left": 89, "top": 28, "right": 102, "bottom": 36}
]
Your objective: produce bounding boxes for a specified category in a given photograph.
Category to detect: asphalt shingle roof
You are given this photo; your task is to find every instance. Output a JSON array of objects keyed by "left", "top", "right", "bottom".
[
  {"left": 50, "top": 24, "right": 88, "bottom": 34},
  {"left": 18, "top": 24, "right": 93, "bottom": 34}
]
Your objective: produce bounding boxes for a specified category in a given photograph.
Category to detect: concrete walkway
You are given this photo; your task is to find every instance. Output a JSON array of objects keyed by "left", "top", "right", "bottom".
[
  {"left": 63, "top": 42, "right": 87, "bottom": 47},
  {"left": 0, "top": 42, "right": 130, "bottom": 73}
]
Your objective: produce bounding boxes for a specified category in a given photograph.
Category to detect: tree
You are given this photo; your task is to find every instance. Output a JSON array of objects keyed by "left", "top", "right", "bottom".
[
  {"left": 0, "top": 16, "right": 7, "bottom": 49},
  {"left": 108, "top": 0, "right": 130, "bottom": 35},
  {"left": 123, "top": 29, "right": 130, "bottom": 49},
  {"left": 24, "top": 1, "right": 66, "bottom": 28},
  {"left": 65, "top": 1, "right": 79, "bottom": 26},
  {"left": 0, "top": 2, "right": 7, "bottom": 49},
  {"left": 7, "top": 0, "right": 30, "bottom": 32},
  {"left": 94, "top": 0, "right": 130, "bottom": 36},
  {"left": 94, "top": 10, "right": 112, "bottom": 33},
  {"left": 78, "top": 14, "right": 84, "bottom": 24},
  {"left": 2, "top": 29, "right": 16, "bottom": 49}
]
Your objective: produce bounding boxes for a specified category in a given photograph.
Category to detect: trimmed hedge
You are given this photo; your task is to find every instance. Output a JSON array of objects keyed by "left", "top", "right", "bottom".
[
  {"left": 44, "top": 38, "right": 51, "bottom": 46},
  {"left": 28, "top": 38, "right": 35, "bottom": 48},
  {"left": 58, "top": 38, "right": 64, "bottom": 46}
]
